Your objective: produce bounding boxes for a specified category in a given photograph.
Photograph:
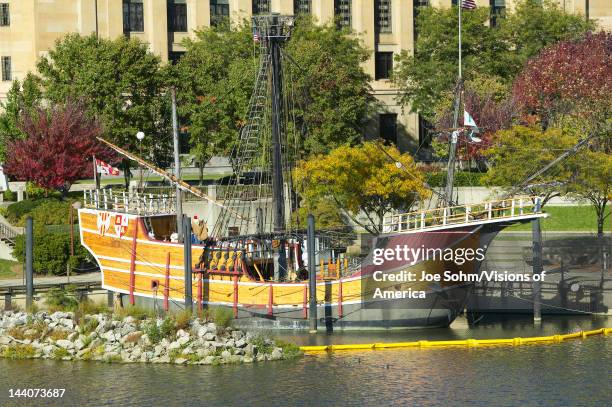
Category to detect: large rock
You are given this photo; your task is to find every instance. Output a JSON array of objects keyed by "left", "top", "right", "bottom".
[
  {"left": 271, "top": 348, "right": 283, "bottom": 360},
  {"left": 235, "top": 339, "right": 247, "bottom": 348},
  {"left": 231, "top": 330, "right": 244, "bottom": 341},
  {"left": 68, "top": 332, "right": 79, "bottom": 342},
  {"left": 74, "top": 339, "right": 85, "bottom": 351},
  {"left": 168, "top": 341, "right": 181, "bottom": 350},
  {"left": 56, "top": 340, "right": 73, "bottom": 349},
  {"left": 176, "top": 336, "right": 190, "bottom": 346},
  {"left": 60, "top": 319, "right": 74, "bottom": 329},
  {"left": 203, "top": 332, "right": 216, "bottom": 341},
  {"left": 206, "top": 323, "right": 217, "bottom": 334},
  {"left": 174, "top": 358, "right": 187, "bottom": 365}
]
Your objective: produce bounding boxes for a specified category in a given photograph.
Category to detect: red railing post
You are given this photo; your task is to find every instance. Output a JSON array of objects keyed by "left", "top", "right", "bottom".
[
  {"left": 268, "top": 283, "right": 273, "bottom": 316},
  {"left": 198, "top": 272, "right": 203, "bottom": 312},
  {"left": 129, "top": 220, "right": 139, "bottom": 305},
  {"left": 233, "top": 274, "right": 238, "bottom": 318},
  {"left": 338, "top": 279, "right": 343, "bottom": 319},
  {"left": 164, "top": 252, "right": 170, "bottom": 311},
  {"left": 303, "top": 284, "right": 308, "bottom": 319}
]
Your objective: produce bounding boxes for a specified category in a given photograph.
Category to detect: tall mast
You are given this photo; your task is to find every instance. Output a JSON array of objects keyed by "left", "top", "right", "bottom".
[
  {"left": 269, "top": 16, "right": 286, "bottom": 234},
  {"left": 443, "top": 3, "right": 463, "bottom": 206}
]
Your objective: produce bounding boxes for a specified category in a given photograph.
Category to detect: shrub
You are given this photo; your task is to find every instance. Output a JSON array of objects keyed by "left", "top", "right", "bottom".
[
  {"left": 48, "top": 329, "right": 70, "bottom": 341},
  {"left": 251, "top": 335, "right": 273, "bottom": 355},
  {"left": 52, "top": 347, "right": 70, "bottom": 360},
  {"left": 45, "top": 286, "right": 79, "bottom": 311},
  {"left": 173, "top": 310, "right": 192, "bottom": 331},
  {"left": 5, "top": 199, "right": 45, "bottom": 224},
  {"left": 143, "top": 318, "right": 175, "bottom": 345},
  {"left": 209, "top": 307, "right": 233, "bottom": 329},
  {"left": 2, "top": 189, "right": 16, "bottom": 201},
  {"left": 27, "top": 200, "right": 73, "bottom": 226},
  {"left": 275, "top": 339, "right": 302, "bottom": 359},
  {"left": 115, "top": 305, "right": 155, "bottom": 320},
  {"left": 425, "top": 171, "right": 486, "bottom": 187},
  {"left": 13, "top": 229, "right": 90, "bottom": 275},
  {"left": 160, "top": 317, "right": 176, "bottom": 338},
  {"left": 3, "top": 344, "right": 36, "bottom": 359},
  {"left": 79, "top": 318, "right": 99, "bottom": 336}
]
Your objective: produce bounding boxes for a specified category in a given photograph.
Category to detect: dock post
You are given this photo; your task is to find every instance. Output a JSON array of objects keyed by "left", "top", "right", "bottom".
[
  {"left": 25, "top": 216, "right": 34, "bottom": 311},
  {"left": 107, "top": 291, "right": 114, "bottom": 308},
  {"left": 531, "top": 198, "right": 543, "bottom": 325},
  {"left": 307, "top": 214, "right": 317, "bottom": 333},
  {"left": 4, "top": 293, "right": 12, "bottom": 311},
  {"left": 183, "top": 216, "right": 193, "bottom": 312}
]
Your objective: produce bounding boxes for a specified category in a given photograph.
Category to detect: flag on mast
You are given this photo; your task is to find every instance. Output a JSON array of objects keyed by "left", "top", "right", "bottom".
[
  {"left": 95, "top": 158, "right": 120, "bottom": 176},
  {"left": 461, "top": 0, "right": 477, "bottom": 9},
  {"left": 463, "top": 110, "right": 481, "bottom": 142}
]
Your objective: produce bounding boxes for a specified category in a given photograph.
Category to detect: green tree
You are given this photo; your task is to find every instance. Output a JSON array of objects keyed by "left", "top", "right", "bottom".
[
  {"left": 394, "top": 7, "right": 510, "bottom": 120},
  {"left": 36, "top": 34, "right": 171, "bottom": 186},
  {"left": 567, "top": 150, "right": 611, "bottom": 237},
  {"left": 293, "top": 142, "right": 430, "bottom": 234},
  {"left": 500, "top": 0, "right": 595, "bottom": 67},
  {"left": 0, "top": 74, "right": 42, "bottom": 161},
  {"left": 173, "top": 18, "right": 374, "bottom": 184},
  {"left": 173, "top": 23, "right": 257, "bottom": 184},
  {"left": 482, "top": 126, "right": 577, "bottom": 206},
  {"left": 394, "top": 2, "right": 594, "bottom": 121}
]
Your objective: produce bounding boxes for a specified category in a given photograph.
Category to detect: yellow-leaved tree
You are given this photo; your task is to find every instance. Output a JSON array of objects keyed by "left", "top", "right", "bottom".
[{"left": 293, "top": 142, "right": 431, "bottom": 235}]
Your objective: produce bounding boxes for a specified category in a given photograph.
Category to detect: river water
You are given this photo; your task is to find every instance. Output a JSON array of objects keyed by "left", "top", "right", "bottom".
[{"left": 1, "top": 315, "right": 610, "bottom": 406}]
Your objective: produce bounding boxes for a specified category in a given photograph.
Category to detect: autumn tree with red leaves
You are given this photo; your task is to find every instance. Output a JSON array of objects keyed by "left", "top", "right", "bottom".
[
  {"left": 513, "top": 31, "right": 612, "bottom": 134},
  {"left": 4, "top": 101, "right": 114, "bottom": 194}
]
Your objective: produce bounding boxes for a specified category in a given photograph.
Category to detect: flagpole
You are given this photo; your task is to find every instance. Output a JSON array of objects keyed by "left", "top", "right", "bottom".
[
  {"left": 92, "top": 154, "right": 100, "bottom": 190},
  {"left": 458, "top": 1, "right": 462, "bottom": 79}
]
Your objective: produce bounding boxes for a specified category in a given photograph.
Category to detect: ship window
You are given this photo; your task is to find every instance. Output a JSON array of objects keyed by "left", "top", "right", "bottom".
[
  {"left": 294, "top": 0, "right": 311, "bottom": 15},
  {"left": 123, "top": 0, "right": 144, "bottom": 33},
  {"left": 334, "top": 0, "right": 352, "bottom": 29},
  {"left": 375, "top": 52, "right": 393, "bottom": 80},
  {"left": 210, "top": 0, "right": 229, "bottom": 27},
  {"left": 252, "top": 0, "right": 270, "bottom": 15},
  {"left": 375, "top": 0, "right": 392, "bottom": 33},
  {"left": 379, "top": 113, "right": 397, "bottom": 145}
]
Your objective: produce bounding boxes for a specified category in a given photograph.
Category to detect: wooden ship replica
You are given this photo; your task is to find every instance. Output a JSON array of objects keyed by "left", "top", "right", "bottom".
[{"left": 78, "top": 14, "right": 546, "bottom": 330}]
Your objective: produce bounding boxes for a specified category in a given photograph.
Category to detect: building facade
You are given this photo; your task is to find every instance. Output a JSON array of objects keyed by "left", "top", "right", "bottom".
[{"left": 0, "top": 0, "right": 610, "bottom": 151}]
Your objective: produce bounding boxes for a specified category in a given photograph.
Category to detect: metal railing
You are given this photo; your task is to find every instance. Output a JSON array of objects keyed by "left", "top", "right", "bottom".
[
  {"left": 383, "top": 196, "right": 542, "bottom": 234},
  {"left": 82, "top": 189, "right": 175, "bottom": 215},
  {"left": 0, "top": 223, "right": 18, "bottom": 246}
]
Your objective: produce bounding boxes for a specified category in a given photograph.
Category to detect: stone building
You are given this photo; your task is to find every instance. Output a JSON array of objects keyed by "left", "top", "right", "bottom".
[{"left": 0, "top": 0, "right": 609, "bottom": 151}]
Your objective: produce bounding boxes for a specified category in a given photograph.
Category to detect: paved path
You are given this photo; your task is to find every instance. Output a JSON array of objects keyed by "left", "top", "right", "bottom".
[{"left": 0, "top": 272, "right": 101, "bottom": 288}]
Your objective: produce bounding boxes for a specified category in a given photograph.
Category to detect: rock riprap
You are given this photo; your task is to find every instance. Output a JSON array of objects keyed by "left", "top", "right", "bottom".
[{"left": 0, "top": 311, "right": 300, "bottom": 365}]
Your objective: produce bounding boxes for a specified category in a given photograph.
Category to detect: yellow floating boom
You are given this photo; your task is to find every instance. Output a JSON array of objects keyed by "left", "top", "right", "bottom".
[{"left": 299, "top": 327, "right": 611, "bottom": 353}]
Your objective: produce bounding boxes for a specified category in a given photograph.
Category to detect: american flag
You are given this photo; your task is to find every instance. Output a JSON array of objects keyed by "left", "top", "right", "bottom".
[{"left": 462, "top": 0, "right": 477, "bottom": 9}]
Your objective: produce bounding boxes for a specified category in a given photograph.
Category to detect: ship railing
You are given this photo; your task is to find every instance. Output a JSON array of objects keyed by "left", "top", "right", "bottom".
[
  {"left": 383, "top": 196, "right": 542, "bottom": 234},
  {"left": 82, "top": 189, "right": 175, "bottom": 215}
]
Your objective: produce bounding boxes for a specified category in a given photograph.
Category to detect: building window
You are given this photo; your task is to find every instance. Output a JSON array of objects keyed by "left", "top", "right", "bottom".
[
  {"left": 413, "top": 0, "right": 428, "bottom": 41},
  {"left": 418, "top": 115, "right": 432, "bottom": 148},
  {"left": 168, "top": 1, "right": 187, "bottom": 32},
  {"left": 169, "top": 51, "right": 185, "bottom": 65},
  {"left": 252, "top": 0, "right": 270, "bottom": 15},
  {"left": 375, "top": 52, "right": 393, "bottom": 80},
  {"left": 375, "top": 0, "right": 392, "bottom": 33},
  {"left": 334, "top": 0, "right": 351, "bottom": 29},
  {"left": 1, "top": 56, "right": 11, "bottom": 81},
  {"left": 210, "top": 0, "right": 229, "bottom": 27},
  {"left": 123, "top": 0, "right": 144, "bottom": 33},
  {"left": 0, "top": 3, "right": 9, "bottom": 27},
  {"left": 294, "top": 0, "right": 311, "bottom": 15},
  {"left": 490, "top": 0, "right": 506, "bottom": 27},
  {"left": 379, "top": 114, "right": 397, "bottom": 145}
]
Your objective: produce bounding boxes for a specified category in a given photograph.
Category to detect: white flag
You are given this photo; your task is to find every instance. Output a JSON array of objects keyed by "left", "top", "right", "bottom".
[{"left": 464, "top": 110, "right": 478, "bottom": 128}]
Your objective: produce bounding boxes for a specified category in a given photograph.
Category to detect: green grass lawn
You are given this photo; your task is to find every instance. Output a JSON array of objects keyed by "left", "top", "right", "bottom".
[
  {"left": 0, "top": 259, "right": 19, "bottom": 279},
  {"left": 506, "top": 205, "right": 611, "bottom": 232}
]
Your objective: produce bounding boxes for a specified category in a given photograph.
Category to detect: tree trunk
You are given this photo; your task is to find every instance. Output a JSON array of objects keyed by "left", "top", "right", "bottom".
[{"left": 198, "top": 161, "right": 204, "bottom": 186}]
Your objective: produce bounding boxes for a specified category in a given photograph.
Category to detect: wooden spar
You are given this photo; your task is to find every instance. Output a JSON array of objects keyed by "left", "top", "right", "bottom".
[{"left": 96, "top": 137, "right": 245, "bottom": 220}]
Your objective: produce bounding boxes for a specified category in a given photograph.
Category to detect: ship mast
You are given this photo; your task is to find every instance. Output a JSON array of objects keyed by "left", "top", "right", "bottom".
[{"left": 269, "top": 15, "right": 287, "bottom": 234}]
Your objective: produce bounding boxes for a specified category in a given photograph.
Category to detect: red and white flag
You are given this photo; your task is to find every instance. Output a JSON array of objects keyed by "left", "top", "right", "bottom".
[
  {"left": 462, "top": 0, "right": 477, "bottom": 9},
  {"left": 95, "top": 158, "right": 120, "bottom": 176}
]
